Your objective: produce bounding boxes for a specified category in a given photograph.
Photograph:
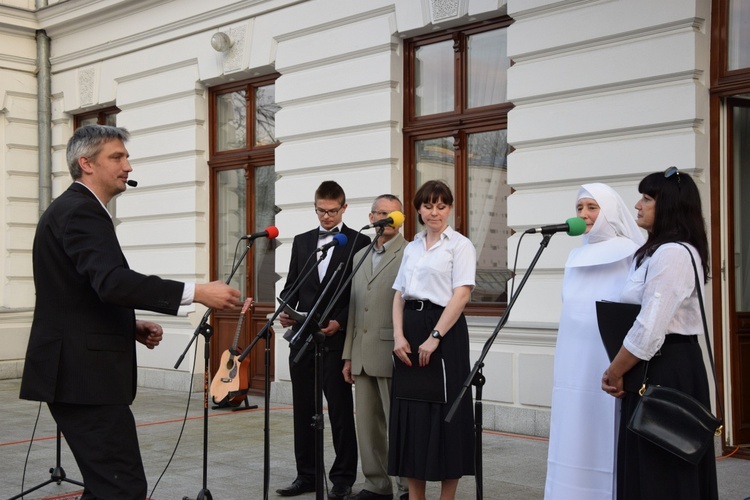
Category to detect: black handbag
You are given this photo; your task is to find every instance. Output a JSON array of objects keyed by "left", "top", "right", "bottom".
[{"left": 626, "top": 243, "right": 723, "bottom": 464}]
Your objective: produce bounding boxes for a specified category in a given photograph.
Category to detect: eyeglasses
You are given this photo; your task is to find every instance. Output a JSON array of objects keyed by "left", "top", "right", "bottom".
[
  {"left": 315, "top": 206, "right": 342, "bottom": 217},
  {"left": 664, "top": 166, "right": 680, "bottom": 184},
  {"left": 370, "top": 210, "right": 389, "bottom": 217}
]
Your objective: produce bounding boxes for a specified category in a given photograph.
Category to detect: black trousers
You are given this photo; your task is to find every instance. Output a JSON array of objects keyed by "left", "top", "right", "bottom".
[
  {"left": 289, "top": 344, "right": 358, "bottom": 487},
  {"left": 48, "top": 402, "right": 147, "bottom": 500}
]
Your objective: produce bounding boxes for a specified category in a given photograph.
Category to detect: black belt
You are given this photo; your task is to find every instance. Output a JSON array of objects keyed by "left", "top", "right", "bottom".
[
  {"left": 663, "top": 334, "right": 698, "bottom": 345},
  {"left": 404, "top": 300, "right": 443, "bottom": 311}
]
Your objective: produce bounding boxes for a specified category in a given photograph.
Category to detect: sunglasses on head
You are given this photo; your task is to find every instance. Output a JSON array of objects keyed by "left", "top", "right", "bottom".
[{"left": 664, "top": 166, "right": 680, "bottom": 185}]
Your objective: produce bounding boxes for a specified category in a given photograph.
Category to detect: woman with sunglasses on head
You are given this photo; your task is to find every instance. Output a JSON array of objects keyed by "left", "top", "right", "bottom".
[
  {"left": 545, "top": 183, "right": 644, "bottom": 499},
  {"left": 601, "top": 167, "right": 718, "bottom": 499},
  {"left": 388, "top": 179, "right": 476, "bottom": 500}
]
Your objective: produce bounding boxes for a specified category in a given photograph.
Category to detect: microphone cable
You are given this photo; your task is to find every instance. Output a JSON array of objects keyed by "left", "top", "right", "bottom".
[
  {"left": 507, "top": 232, "right": 527, "bottom": 301},
  {"left": 322, "top": 227, "right": 369, "bottom": 328},
  {"left": 150, "top": 233, "right": 250, "bottom": 499},
  {"left": 15, "top": 402, "right": 43, "bottom": 498},
  {"left": 148, "top": 328, "right": 200, "bottom": 500}
]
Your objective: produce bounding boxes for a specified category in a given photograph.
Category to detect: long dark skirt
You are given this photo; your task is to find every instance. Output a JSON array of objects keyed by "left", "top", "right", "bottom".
[
  {"left": 617, "top": 338, "right": 718, "bottom": 500},
  {"left": 387, "top": 307, "right": 475, "bottom": 481}
]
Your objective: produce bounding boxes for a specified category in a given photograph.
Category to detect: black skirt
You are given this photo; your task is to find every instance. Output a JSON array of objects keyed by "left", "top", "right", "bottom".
[
  {"left": 617, "top": 337, "right": 718, "bottom": 499},
  {"left": 387, "top": 305, "right": 475, "bottom": 481}
]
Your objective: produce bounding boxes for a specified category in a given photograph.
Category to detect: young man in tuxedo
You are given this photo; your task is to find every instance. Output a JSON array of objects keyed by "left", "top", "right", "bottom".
[
  {"left": 276, "top": 181, "right": 370, "bottom": 499},
  {"left": 20, "top": 124, "right": 240, "bottom": 500},
  {"left": 342, "top": 195, "right": 409, "bottom": 500}
]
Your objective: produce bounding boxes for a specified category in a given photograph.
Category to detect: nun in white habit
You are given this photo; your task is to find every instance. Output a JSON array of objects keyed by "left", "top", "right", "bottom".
[{"left": 544, "top": 183, "right": 645, "bottom": 500}]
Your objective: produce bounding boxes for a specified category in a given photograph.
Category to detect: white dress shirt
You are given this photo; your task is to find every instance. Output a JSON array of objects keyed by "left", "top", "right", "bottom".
[
  {"left": 392, "top": 226, "right": 476, "bottom": 307},
  {"left": 621, "top": 242, "right": 703, "bottom": 360}
]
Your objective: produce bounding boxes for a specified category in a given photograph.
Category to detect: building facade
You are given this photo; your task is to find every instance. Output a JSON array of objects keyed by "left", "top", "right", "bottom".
[{"left": 0, "top": 0, "right": 748, "bottom": 449}]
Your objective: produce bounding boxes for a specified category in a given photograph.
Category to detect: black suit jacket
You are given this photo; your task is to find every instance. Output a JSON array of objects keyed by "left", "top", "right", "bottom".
[
  {"left": 280, "top": 224, "right": 370, "bottom": 352},
  {"left": 20, "top": 183, "right": 185, "bottom": 405}
]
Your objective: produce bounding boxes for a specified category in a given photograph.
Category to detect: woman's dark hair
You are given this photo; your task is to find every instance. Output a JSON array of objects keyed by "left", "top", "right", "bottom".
[
  {"left": 635, "top": 170, "right": 709, "bottom": 282},
  {"left": 413, "top": 180, "right": 453, "bottom": 225}
]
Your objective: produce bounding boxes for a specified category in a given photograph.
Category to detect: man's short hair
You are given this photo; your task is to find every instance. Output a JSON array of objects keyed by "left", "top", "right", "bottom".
[
  {"left": 66, "top": 125, "right": 130, "bottom": 180},
  {"left": 372, "top": 194, "right": 402, "bottom": 211},
  {"left": 315, "top": 180, "right": 346, "bottom": 205}
]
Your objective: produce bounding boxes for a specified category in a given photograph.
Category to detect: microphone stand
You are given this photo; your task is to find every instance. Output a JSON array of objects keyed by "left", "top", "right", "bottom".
[
  {"left": 445, "top": 233, "right": 553, "bottom": 500},
  {"left": 288, "top": 262, "right": 344, "bottom": 500},
  {"left": 285, "top": 228, "right": 380, "bottom": 500},
  {"left": 315, "top": 227, "right": 383, "bottom": 326},
  {"left": 174, "top": 237, "right": 255, "bottom": 500},
  {"left": 236, "top": 249, "right": 331, "bottom": 500}
]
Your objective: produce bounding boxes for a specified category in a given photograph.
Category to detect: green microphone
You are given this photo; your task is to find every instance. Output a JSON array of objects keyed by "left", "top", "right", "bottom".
[{"left": 524, "top": 217, "right": 587, "bottom": 236}]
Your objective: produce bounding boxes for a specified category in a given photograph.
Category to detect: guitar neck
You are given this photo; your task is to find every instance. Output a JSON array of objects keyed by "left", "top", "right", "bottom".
[{"left": 230, "top": 297, "right": 253, "bottom": 352}]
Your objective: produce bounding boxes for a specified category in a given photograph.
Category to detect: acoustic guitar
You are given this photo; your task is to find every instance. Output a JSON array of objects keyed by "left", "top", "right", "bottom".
[{"left": 211, "top": 297, "right": 253, "bottom": 406}]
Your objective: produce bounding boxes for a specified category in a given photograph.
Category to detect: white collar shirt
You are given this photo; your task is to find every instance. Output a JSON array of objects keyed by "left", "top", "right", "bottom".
[
  {"left": 392, "top": 226, "right": 476, "bottom": 307},
  {"left": 621, "top": 243, "right": 703, "bottom": 360}
]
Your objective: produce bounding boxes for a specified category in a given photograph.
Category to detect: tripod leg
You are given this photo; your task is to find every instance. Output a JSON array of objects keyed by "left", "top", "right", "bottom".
[{"left": 8, "top": 427, "right": 83, "bottom": 500}]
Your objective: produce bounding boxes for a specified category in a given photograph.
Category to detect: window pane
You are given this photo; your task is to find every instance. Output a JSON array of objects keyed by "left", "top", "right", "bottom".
[
  {"left": 104, "top": 113, "right": 118, "bottom": 126},
  {"left": 733, "top": 104, "right": 750, "bottom": 310},
  {"left": 415, "top": 41, "right": 454, "bottom": 116},
  {"left": 467, "top": 29, "right": 510, "bottom": 108},
  {"left": 415, "top": 137, "right": 455, "bottom": 230},
  {"left": 216, "top": 169, "right": 247, "bottom": 297},
  {"left": 216, "top": 91, "right": 247, "bottom": 151},
  {"left": 255, "top": 84, "right": 280, "bottom": 147},
  {"left": 254, "top": 165, "right": 277, "bottom": 302},
  {"left": 467, "top": 130, "right": 511, "bottom": 304},
  {"left": 728, "top": 0, "right": 750, "bottom": 71},
  {"left": 78, "top": 116, "right": 98, "bottom": 127}
]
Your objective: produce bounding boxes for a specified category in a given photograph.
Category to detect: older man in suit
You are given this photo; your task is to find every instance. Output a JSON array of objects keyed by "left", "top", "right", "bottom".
[
  {"left": 20, "top": 124, "right": 240, "bottom": 499},
  {"left": 343, "top": 194, "right": 408, "bottom": 500},
  {"left": 276, "top": 181, "right": 370, "bottom": 499}
]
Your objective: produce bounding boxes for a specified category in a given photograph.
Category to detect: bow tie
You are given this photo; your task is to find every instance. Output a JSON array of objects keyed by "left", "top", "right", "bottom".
[{"left": 319, "top": 227, "right": 340, "bottom": 238}]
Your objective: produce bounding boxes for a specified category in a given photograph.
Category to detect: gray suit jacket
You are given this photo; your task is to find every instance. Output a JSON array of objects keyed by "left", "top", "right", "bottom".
[{"left": 343, "top": 233, "right": 406, "bottom": 378}]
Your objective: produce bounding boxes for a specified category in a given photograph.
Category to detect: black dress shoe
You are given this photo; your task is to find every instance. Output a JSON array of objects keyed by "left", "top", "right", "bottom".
[
  {"left": 349, "top": 489, "right": 393, "bottom": 499},
  {"left": 328, "top": 484, "right": 352, "bottom": 499},
  {"left": 276, "top": 479, "right": 315, "bottom": 496}
]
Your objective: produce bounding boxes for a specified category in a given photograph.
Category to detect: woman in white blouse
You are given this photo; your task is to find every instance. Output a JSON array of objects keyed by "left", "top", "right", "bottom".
[
  {"left": 388, "top": 180, "right": 476, "bottom": 500},
  {"left": 602, "top": 168, "right": 718, "bottom": 499}
]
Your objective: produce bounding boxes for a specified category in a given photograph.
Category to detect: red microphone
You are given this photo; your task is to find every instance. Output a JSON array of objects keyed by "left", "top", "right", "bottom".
[{"left": 242, "top": 226, "right": 279, "bottom": 240}]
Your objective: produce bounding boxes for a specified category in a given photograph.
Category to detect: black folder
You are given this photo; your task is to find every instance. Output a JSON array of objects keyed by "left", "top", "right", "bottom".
[
  {"left": 595, "top": 300, "right": 646, "bottom": 393},
  {"left": 392, "top": 351, "right": 447, "bottom": 403}
]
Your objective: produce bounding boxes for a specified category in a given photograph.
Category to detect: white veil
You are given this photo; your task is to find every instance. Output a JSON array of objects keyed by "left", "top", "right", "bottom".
[{"left": 566, "top": 183, "right": 646, "bottom": 268}]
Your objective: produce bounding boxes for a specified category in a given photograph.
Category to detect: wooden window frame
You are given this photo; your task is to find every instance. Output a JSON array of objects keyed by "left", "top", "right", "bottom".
[
  {"left": 74, "top": 106, "right": 120, "bottom": 128},
  {"left": 711, "top": 0, "right": 750, "bottom": 89},
  {"left": 403, "top": 17, "right": 513, "bottom": 316}
]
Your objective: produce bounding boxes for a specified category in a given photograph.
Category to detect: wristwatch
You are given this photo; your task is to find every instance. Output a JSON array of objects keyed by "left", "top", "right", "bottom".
[{"left": 430, "top": 329, "right": 442, "bottom": 341}]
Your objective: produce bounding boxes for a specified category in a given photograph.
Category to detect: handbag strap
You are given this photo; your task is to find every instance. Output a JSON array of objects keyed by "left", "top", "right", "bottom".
[{"left": 675, "top": 242, "right": 724, "bottom": 426}]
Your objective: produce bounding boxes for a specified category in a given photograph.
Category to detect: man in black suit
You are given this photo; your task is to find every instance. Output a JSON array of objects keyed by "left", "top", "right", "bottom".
[
  {"left": 20, "top": 125, "right": 240, "bottom": 500},
  {"left": 276, "top": 181, "right": 370, "bottom": 499}
]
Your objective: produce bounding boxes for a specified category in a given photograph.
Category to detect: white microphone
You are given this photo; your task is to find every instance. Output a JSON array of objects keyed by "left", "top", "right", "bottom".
[{"left": 362, "top": 210, "right": 405, "bottom": 230}]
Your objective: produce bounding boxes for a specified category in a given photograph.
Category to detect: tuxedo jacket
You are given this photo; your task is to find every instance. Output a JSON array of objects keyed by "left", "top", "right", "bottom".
[
  {"left": 280, "top": 224, "right": 370, "bottom": 352},
  {"left": 342, "top": 233, "right": 405, "bottom": 378},
  {"left": 20, "top": 183, "right": 184, "bottom": 405}
]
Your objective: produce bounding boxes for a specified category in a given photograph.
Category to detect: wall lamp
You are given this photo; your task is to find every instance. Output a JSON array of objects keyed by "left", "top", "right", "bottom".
[{"left": 211, "top": 32, "right": 233, "bottom": 52}]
